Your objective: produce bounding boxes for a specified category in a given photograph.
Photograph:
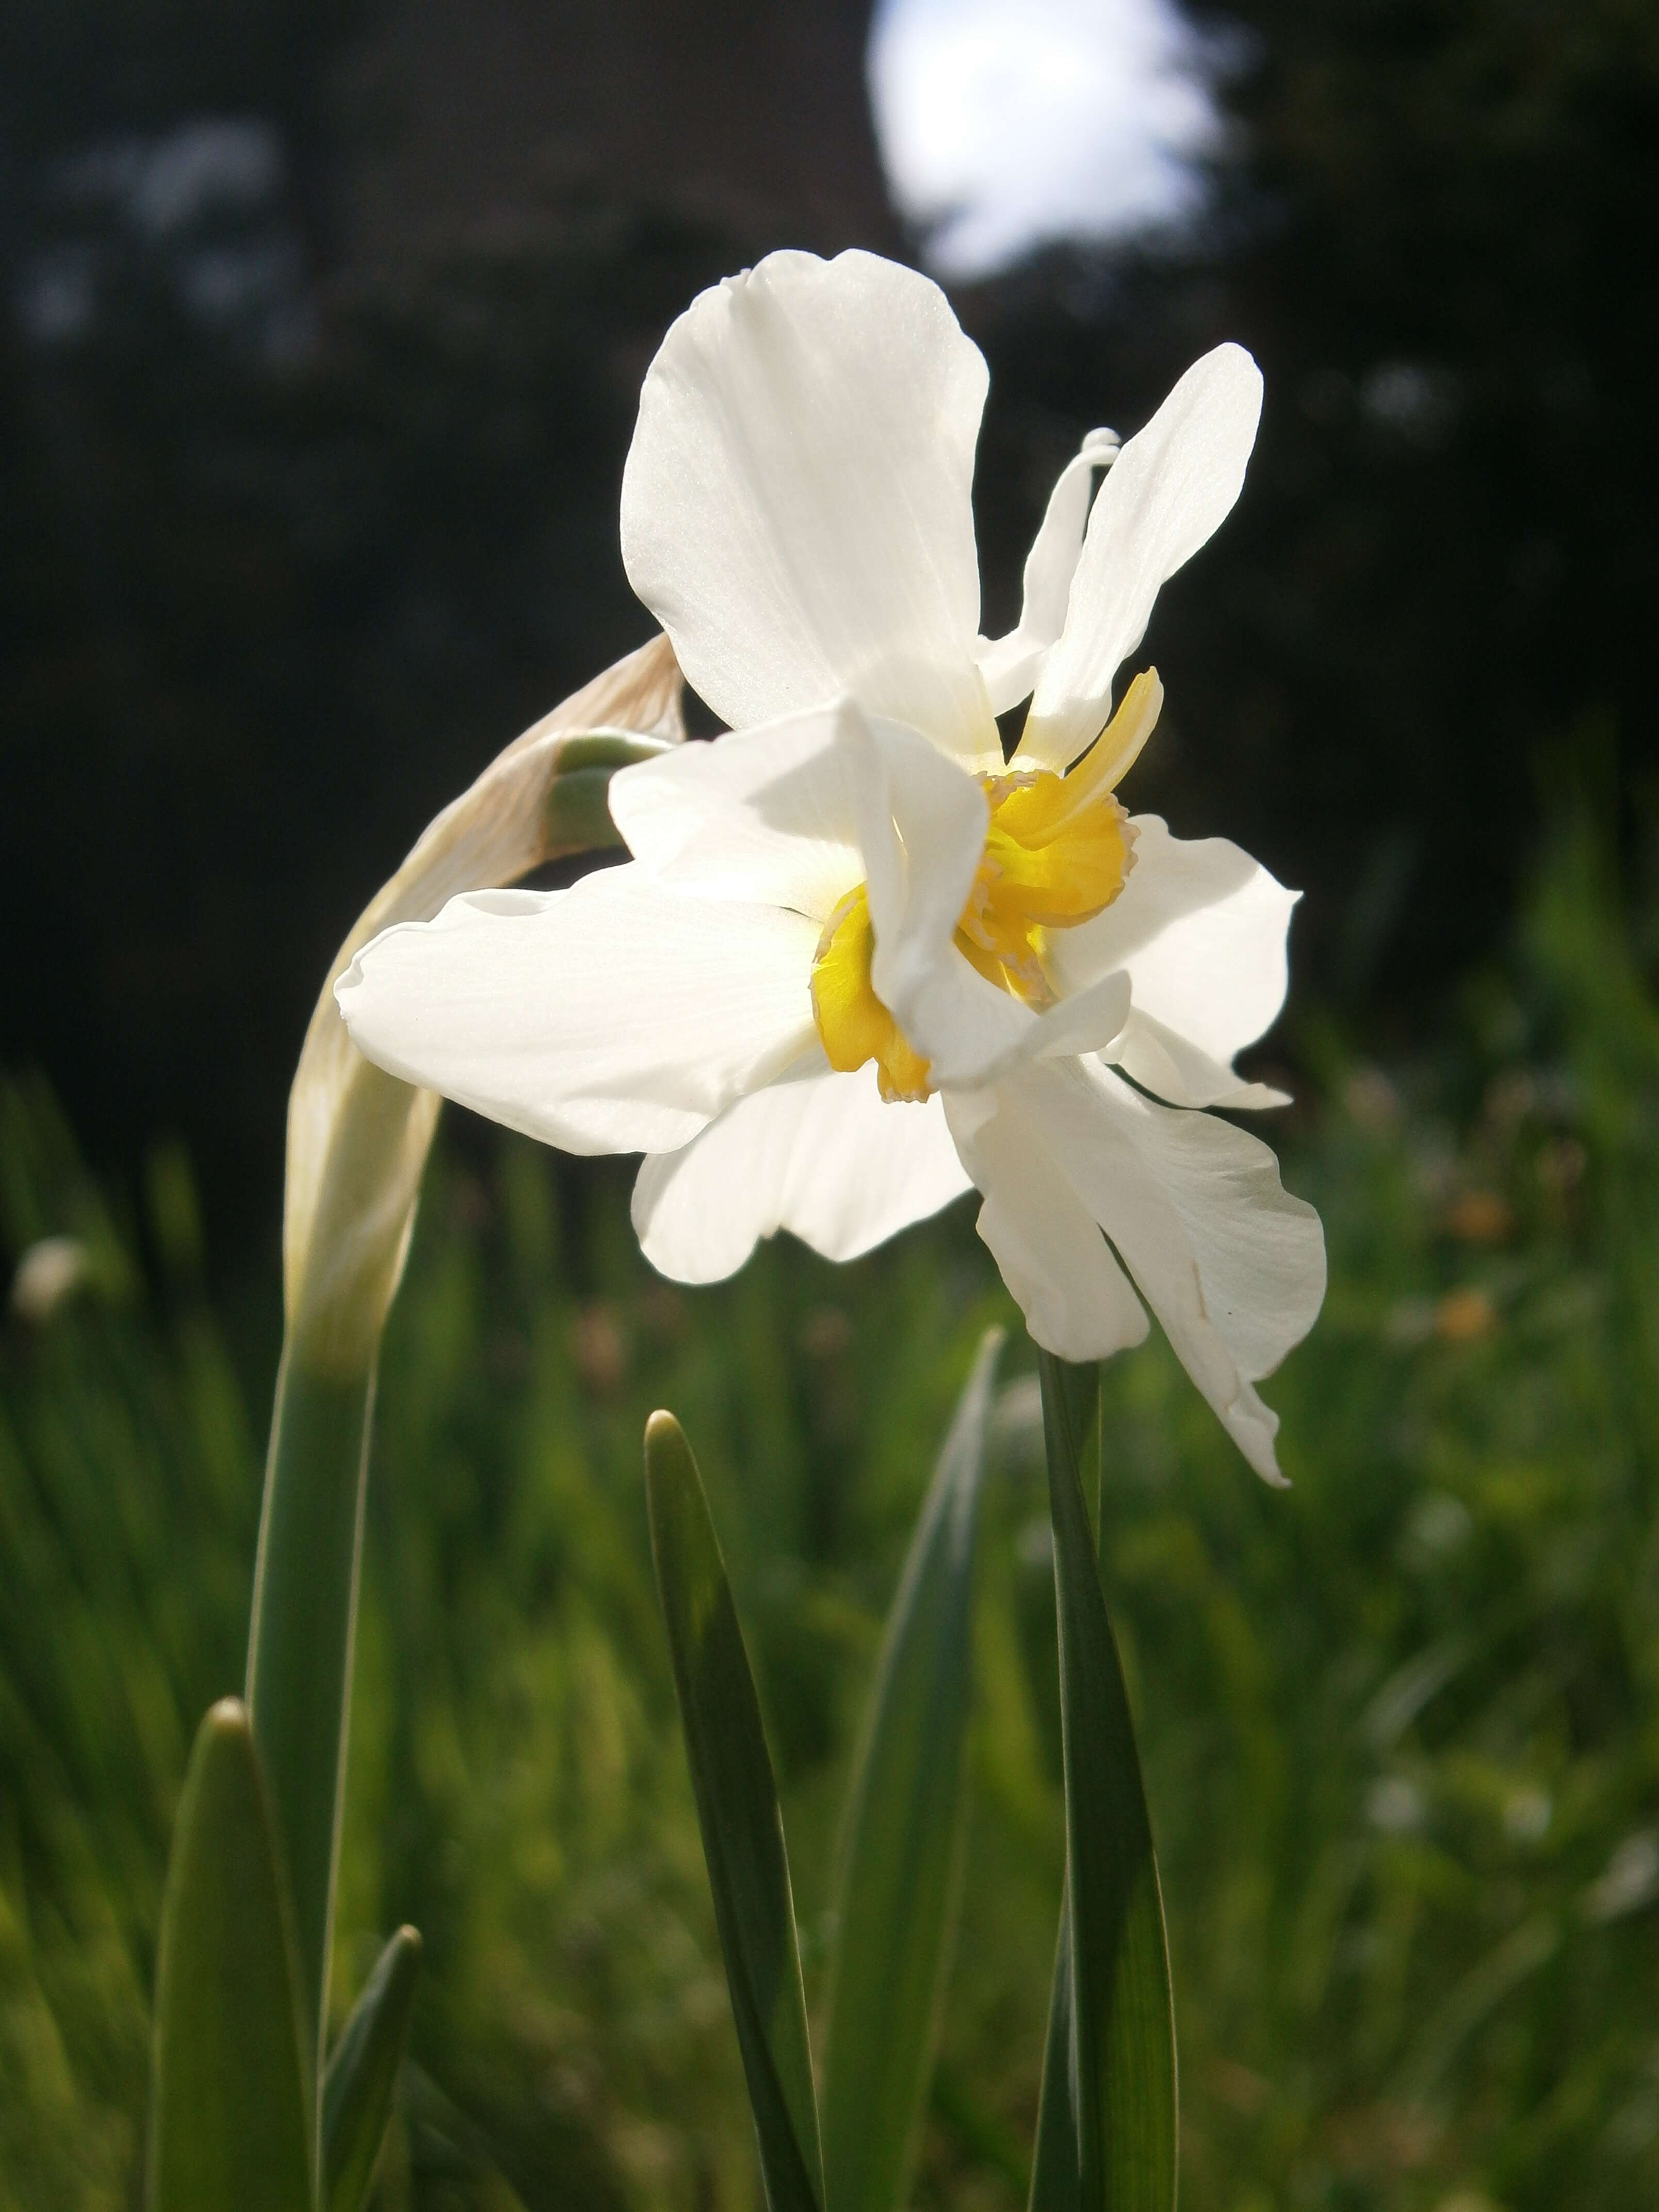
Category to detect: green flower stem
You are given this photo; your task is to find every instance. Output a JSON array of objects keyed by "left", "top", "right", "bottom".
[
  {"left": 243, "top": 1349, "right": 376, "bottom": 2084},
  {"left": 1033, "top": 1352, "right": 1177, "bottom": 2212}
]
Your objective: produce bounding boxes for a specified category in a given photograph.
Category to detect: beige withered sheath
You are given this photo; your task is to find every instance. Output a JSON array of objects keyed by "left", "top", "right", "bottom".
[{"left": 284, "top": 633, "right": 685, "bottom": 1375}]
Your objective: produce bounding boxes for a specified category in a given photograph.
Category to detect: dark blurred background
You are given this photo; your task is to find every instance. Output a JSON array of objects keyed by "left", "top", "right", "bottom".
[{"left": 4, "top": 0, "right": 1657, "bottom": 1260}]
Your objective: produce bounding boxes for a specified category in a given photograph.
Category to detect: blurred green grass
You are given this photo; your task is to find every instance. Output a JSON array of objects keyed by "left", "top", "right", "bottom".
[{"left": 6, "top": 812, "right": 1659, "bottom": 2212}]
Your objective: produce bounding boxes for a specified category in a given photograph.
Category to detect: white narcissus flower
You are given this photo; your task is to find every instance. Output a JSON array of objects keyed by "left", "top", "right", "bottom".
[{"left": 337, "top": 250, "right": 1324, "bottom": 1480}]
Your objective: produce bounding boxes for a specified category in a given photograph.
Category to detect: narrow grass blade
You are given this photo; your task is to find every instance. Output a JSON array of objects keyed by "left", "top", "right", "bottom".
[
  {"left": 644, "top": 1411, "right": 823, "bottom": 2212},
  {"left": 148, "top": 1699, "right": 316, "bottom": 2212},
  {"left": 820, "top": 1328, "right": 1003, "bottom": 2212},
  {"left": 1035, "top": 1353, "right": 1177, "bottom": 2212},
  {"left": 323, "top": 1925, "right": 424, "bottom": 2212}
]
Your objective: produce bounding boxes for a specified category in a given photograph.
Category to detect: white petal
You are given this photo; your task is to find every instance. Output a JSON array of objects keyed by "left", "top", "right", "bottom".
[
  {"left": 975, "top": 428, "right": 1119, "bottom": 714},
  {"left": 633, "top": 1058, "right": 971, "bottom": 1284},
  {"left": 1107, "top": 1071, "right": 1326, "bottom": 1381},
  {"left": 622, "top": 249, "right": 1001, "bottom": 767},
  {"left": 944, "top": 1087, "right": 1149, "bottom": 1362},
  {"left": 336, "top": 865, "right": 818, "bottom": 1157},
  {"left": 1021, "top": 1060, "right": 1324, "bottom": 1482},
  {"left": 1004, "top": 969, "right": 1132, "bottom": 1069},
  {"left": 1113, "top": 1012, "right": 1290, "bottom": 1114},
  {"left": 609, "top": 703, "right": 861, "bottom": 923},
  {"left": 956, "top": 968, "right": 1135, "bottom": 1091},
  {"left": 839, "top": 713, "right": 1038, "bottom": 1086},
  {"left": 1047, "top": 816, "right": 1297, "bottom": 1107},
  {"left": 1021, "top": 345, "right": 1263, "bottom": 771}
]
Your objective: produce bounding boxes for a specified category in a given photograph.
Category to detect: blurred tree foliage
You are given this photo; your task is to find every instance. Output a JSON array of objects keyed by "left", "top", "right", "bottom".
[{"left": 3, "top": 0, "right": 1657, "bottom": 1250}]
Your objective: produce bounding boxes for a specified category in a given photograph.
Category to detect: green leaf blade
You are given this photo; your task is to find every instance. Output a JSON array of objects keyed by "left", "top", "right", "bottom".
[
  {"left": 1035, "top": 1354, "right": 1177, "bottom": 2212},
  {"left": 148, "top": 1698, "right": 317, "bottom": 2212},
  {"left": 323, "top": 1924, "right": 423, "bottom": 2212},
  {"left": 820, "top": 1328, "right": 1003, "bottom": 2212},
  {"left": 644, "top": 1411, "right": 822, "bottom": 2212}
]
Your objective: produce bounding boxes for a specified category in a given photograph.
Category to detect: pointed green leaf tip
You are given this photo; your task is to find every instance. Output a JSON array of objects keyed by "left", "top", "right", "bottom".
[
  {"left": 1030, "top": 1355, "right": 1177, "bottom": 2212},
  {"left": 820, "top": 1328, "right": 1003, "bottom": 2212},
  {"left": 644, "top": 1409, "right": 823, "bottom": 2212},
  {"left": 1030, "top": 1899, "right": 1083, "bottom": 2212},
  {"left": 323, "top": 1925, "right": 423, "bottom": 2212},
  {"left": 148, "top": 1698, "right": 317, "bottom": 2212}
]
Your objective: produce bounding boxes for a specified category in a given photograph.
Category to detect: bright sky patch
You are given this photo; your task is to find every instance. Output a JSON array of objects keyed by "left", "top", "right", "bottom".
[{"left": 868, "top": 0, "right": 1226, "bottom": 278}]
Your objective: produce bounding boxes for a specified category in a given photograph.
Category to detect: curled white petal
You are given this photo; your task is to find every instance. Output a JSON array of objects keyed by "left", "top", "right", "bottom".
[
  {"left": 956, "top": 968, "right": 1134, "bottom": 1093},
  {"left": 633, "top": 1058, "right": 971, "bottom": 1283},
  {"left": 610, "top": 703, "right": 860, "bottom": 923},
  {"left": 837, "top": 711, "right": 1046, "bottom": 1089},
  {"left": 622, "top": 249, "right": 1000, "bottom": 767},
  {"left": 1000, "top": 1059, "right": 1324, "bottom": 1481},
  {"left": 945, "top": 1084, "right": 1149, "bottom": 1362},
  {"left": 1102, "top": 1067, "right": 1326, "bottom": 1386},
  {"left": 1113, "top": 1011, "right": 1290, "bottom": 1114},
  {"left": 1047, "top": 815, "right": 1297, "bottom": 1107},
  {"left": 976, "top": 427, "right": 1119, "bottom": 713},
  {"left": 337, "top": 865, "right": 818, "bottom": 1158},
  {"left": 1021, "top": 344, "right": 1263, "bottom": 771}
]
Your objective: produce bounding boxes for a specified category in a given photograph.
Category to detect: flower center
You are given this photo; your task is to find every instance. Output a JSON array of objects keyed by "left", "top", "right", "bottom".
[{"left": 811, "top": 675, "right": 1153, "bottom": 1101}]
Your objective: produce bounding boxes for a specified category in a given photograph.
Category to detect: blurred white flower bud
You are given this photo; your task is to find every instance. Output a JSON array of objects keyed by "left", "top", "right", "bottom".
[{"left": 10, "top": 1234, "right": 89, "bottom": 1323}]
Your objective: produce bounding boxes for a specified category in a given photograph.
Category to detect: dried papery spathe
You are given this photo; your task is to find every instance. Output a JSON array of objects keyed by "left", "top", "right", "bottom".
[{"left": 287, "top": 633, "right": 683, "bottom": 1373}]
